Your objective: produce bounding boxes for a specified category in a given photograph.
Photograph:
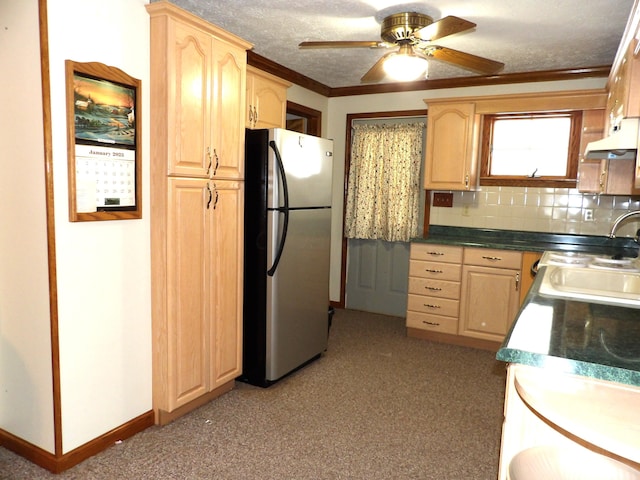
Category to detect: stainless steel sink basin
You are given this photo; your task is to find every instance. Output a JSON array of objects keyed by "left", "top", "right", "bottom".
[{"left": 539, "top": 265, "right": 640, "bottom": 308}]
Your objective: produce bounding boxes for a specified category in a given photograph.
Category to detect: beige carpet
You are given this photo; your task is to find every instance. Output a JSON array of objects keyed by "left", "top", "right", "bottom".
[{"left": 0, "top": 309, "right": 507, "bottom": 479}]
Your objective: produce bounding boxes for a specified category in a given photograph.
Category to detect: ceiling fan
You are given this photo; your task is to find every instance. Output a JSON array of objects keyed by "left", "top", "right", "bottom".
[{"left": 299, "top": 12, "right": 505, "bottom": 83}]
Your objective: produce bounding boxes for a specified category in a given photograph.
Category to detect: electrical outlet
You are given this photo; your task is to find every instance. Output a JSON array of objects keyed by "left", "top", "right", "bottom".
[
  {"left": 462, "top": 205, "right": 470, "bottom": 217},
  {"left": 433, "top": 192, "right": 453, "bottom": 207},
  {"left": 584, "top": 209, "right": 594, "bottom": 222}
]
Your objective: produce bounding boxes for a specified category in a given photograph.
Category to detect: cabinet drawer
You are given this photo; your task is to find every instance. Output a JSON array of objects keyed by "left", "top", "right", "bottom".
[
  {"left": 409, "top": 260, "right": 461, "bottom": 282},
  {"left": 411, "top": 243, "right": 463, "bottom": 263},
  {"left": 407, "top": 294, "right": 459, "bottom": 317},
  {"left": 406, "top": 311, "right": 458, "bottom": 334},
  {"left": 408, "top": 277, "right": 460, "bottom": 300},
  {"left": 463, "top": 247, "right": 522, "bottom": 269}
]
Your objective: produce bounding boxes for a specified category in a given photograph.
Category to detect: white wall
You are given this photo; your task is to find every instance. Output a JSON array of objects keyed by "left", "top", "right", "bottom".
[
  {"left": 47, "top": 0, "right": 152, "bottom": 452},
  {"left": 0, "top": 0, "right": 56, "bottom": 452},
  {"left": 325, "top": 78, "right": 608, "bottom": 302},
  {"left": 287, "top": 84, "right": 331, "bottom": 136}
]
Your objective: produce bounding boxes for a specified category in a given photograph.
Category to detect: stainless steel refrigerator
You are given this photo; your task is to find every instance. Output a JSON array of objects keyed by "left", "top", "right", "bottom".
[{"left": 240, "top": 128, "right": 333, "bottom": 387}]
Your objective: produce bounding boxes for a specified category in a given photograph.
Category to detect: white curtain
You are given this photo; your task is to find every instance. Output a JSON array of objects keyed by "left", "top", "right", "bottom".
[{"left": 344, "top": 122, "right": 424, "bottom": 242}]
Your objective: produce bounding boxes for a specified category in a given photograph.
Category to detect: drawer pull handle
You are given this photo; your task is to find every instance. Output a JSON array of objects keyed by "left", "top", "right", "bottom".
[
  {"left": 425, "top": 286, "right": 442, "bottom": 291},
  {"left": 423, "top": 303, "right": 441, "bottom": 309},
  {"left": 424, "top": 268, "right": 443, "bottom": 273},
  {"left": 422, "top": 320, "right": 440, "bottom": 326},
  {"left": 482, "top": 255, "right": 502, "bottom": 261},
  {"left": 427, "top": 251, "right": 445, "bottom": 256}
]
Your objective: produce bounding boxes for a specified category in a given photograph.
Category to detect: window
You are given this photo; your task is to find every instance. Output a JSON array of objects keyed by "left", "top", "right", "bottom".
[{"left": 480, "top": 111, "right": 582, "bottom": 187}]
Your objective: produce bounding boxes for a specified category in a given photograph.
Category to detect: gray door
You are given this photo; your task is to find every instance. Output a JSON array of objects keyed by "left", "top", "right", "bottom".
[
  {"left": 344, "top": 116, "right": 425, "bottom": 318},
  {"left": 346, "top": 239, "right": 410, "bottom": 317}
]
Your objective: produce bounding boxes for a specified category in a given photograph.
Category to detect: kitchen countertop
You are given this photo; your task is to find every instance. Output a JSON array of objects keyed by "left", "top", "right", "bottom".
[
  {"left": 497, "top": 266, "right": 640, "bottom": 387},
  {"left": 416, "top": 226, "right": 640, "bottom": 386},
  {"left": 415, "top": 226, "right": 639, "bottom": 257}
]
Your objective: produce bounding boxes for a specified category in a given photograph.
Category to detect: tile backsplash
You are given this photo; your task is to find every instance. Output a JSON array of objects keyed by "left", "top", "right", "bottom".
[{"left": 429, "top": 187, "right": 640, "bottom": 238}]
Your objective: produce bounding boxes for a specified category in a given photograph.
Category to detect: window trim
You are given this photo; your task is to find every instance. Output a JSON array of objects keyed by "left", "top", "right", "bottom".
[{"left": 479, "top": 110, "right": 583, "bottom": 188}]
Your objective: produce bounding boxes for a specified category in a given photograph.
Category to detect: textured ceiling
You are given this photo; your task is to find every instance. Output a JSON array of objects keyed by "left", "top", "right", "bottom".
[{"left": 155, "top": 0, "right": 635, "bottom": 88}]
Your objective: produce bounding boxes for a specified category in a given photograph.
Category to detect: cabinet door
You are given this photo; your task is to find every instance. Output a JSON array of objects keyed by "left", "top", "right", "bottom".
[
  {"left": 167, "top": 21, "right": 212, "bottom": 177},
  {"left": 211, "top": 40, "right": 246, "bottom": 179},
  {"left": 520, "top": 251, "right": 542, "bottom": 305},
  {"left": 246, "top": 68, "right": 289, "bottom": 129},
  {"left": 166, "top": 177, "right": 211, "bottom": 410},
  {"left": 424, "top": 102, "right": 478, "bottom": 191},
  {"left": 577, "top": 159, "right": 607, "bottom": 193},
  {"left": 209, "top": 180, "right": 244, "bottom": 388},
  {"left": 459, "top": 265, "right": 520, "bottom": 341},
  {"left": 606, "top": 158, "right": 640, "bottom": 195}
]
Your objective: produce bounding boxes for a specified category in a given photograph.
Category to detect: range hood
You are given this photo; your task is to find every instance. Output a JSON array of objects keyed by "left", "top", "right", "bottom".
[{"left": 584, "top": 117, "right": 639, "bottom": 160}]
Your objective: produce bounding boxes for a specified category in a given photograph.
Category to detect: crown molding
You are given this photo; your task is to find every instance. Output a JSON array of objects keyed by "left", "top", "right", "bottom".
[{"left": 247, "top": 52, "right": 610, "bottom": 98}]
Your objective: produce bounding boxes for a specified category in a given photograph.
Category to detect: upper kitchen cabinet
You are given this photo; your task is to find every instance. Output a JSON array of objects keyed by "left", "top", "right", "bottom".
[
  {"left": 245, "top": 65, "right": 291, "bottom": 128},
  {"left": 246, "top": 66, "right": 291, "bottom": 129},
  {"left": 605, "top": 36, "right": 640, "bottom": 134},
  {"left": 578, "top": 109, "right": 640, "bottom": 195},
  {"left": 424, "top": 102, "right": 479, "bottom": 191},
  {"left": 147, "top": 2, "right": 250, "bottom": 180}
]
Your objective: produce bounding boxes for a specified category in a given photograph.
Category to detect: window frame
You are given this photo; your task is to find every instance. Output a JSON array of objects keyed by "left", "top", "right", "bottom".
[{"left": 479, "top": 110, "right": 583, "bottom": 188}]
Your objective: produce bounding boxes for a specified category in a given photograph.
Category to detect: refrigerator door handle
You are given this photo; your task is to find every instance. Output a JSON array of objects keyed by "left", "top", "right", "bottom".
[{"left": 267, "top": 140, "right": 289, "bottom": 277}]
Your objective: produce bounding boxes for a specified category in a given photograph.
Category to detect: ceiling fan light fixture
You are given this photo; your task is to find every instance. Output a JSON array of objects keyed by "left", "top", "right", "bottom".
[{"left": 382, "top": 46, "right": 428, "bottom": 81}]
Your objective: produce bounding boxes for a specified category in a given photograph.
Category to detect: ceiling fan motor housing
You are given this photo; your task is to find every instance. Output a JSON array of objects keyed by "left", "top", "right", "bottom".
[{"left": 381, "top": 12, "right": 433, "bottom": 43}]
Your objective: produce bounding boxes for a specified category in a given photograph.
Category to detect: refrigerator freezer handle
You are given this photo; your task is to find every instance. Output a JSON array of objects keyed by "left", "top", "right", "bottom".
[{"left": 267, "top": 140, "right": 290, "bottom": 277}]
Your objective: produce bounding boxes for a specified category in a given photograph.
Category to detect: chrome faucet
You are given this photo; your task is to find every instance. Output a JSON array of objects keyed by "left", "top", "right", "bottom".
[{"left": 608, "top": 210, "right": 640, "bottom": 238}]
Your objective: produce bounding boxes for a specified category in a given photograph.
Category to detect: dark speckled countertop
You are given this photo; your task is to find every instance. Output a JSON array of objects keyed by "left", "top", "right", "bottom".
[
  {"left": 416, "top": 226, "right": 639, "bottom": 257},
  {"left": 497, "top": 266, "right": 640, "bottom": 387},
  {"left": 417, "top": 226, "right": 640, "bottom": 386}
]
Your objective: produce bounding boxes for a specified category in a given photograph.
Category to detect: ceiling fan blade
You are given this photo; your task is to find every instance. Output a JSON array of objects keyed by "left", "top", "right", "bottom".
[
  {"left": 360, "top": 53, "right": 392, "bottom": 83},
  {"left": 299, "top": 40, "right": 386, "bottom": 49},
  {"left": 428, "top": 46, "right": 504, "bottom": 74},
  {"left": 413, "top": 16, "right": 476, "bottom": 42}
]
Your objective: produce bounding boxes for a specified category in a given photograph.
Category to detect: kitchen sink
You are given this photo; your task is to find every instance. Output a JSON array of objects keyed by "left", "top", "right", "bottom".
[{"left": 539, "top": 264, "right": 640, "bottom": 308}]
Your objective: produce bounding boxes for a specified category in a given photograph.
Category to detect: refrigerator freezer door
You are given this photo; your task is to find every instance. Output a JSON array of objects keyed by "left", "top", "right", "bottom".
[
  {"left": 269, "top": 129, "right": 333, "bottom": 209},
  {"left": 265, "top": 207, "right": 331, "bottom": 381}
]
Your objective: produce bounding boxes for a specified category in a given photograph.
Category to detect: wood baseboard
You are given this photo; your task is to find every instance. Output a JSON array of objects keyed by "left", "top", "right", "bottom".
[
  {"left": 0, "top": 410, "right": 154, "bottom": 473},
  {"left": 407, "top": 327, "right": 501, "bottom": 352},
  {"left": 155, "top": 380, "right": 235, "bottom": 426}
]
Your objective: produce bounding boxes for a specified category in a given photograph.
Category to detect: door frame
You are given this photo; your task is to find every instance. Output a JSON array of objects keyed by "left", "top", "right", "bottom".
[
  {"left": 337, "top": 109, "right": 429, "bottom": 308},
  {"left": 286, "top": 101, "right": 322, "bottom": 137}
]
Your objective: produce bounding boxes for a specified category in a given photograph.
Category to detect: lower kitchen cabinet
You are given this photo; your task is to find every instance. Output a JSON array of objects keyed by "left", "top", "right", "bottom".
[
  {"left": 152, "top": 177, "right": 243, "bottom": 425},
  {"left": 407, "top": 243, "right": 522, "bottom": 349},
  {"left": 520, "top": 251, "right": 542, "bottom": 304},
  {"left": 459, "top": 248, "right": 522, "bottom": 342},
  {"left": 406, "top": 243, "right": 463, "bottom": 335}
]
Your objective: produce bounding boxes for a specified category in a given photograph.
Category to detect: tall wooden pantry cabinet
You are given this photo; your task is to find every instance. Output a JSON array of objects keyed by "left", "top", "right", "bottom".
[{"left": 146, "top": 2, "right": 251, "bottom": 425}]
